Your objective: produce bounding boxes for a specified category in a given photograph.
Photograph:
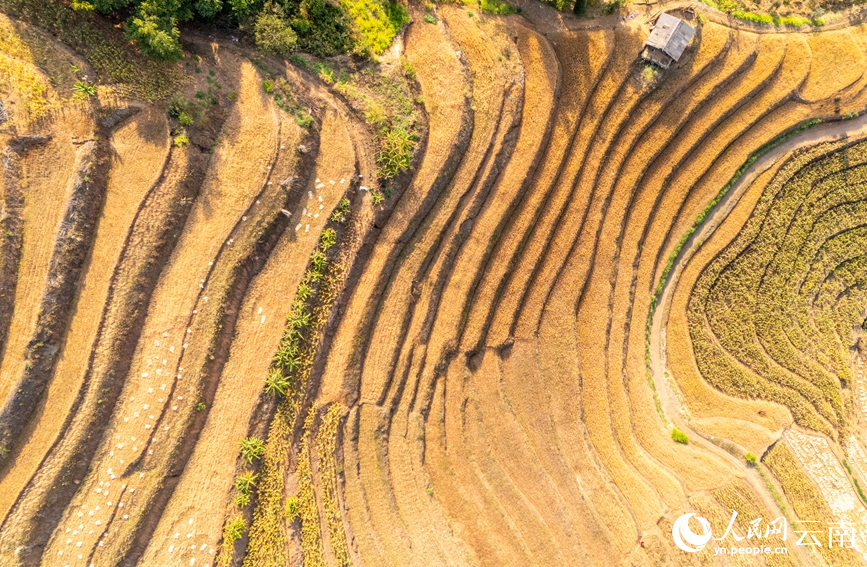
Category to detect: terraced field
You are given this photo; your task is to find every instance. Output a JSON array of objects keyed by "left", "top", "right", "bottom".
[{"left": 4, "top": 1, "right": 867, "bottom": 566}]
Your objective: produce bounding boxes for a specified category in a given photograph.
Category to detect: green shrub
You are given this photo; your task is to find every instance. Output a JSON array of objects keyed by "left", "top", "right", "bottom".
[
  {"left": 265, "top": 369, "right": 290, "bottom": 396},
  {"left": 572, "top": 0, "right": 586, "bottom": 15},
  {"left": 376, "top": 127, "right": 416, "bottom": 179},
  {"left": 224, "top": 516, "right": 246, "bottom": 541},
  {"left": 604, "top": 0, "right": 627, "bottom": 14},
  {"left": 173, "top": 133, "right": 189, "bottom": 147},
  {"left": 234, "top": 471, "right": 258, "bottom": 494},
  {"left": 73, "top": 79, "right": 96, "bottom": 99},
  {"left": 341, "top": 0, "right": 408, "bottom": 56},
  {"left": 168, "top": 94, "right": 188, "bottom": 118},
  {"left": 240, "top": 437, "right": 266, "bottom": 463},
  {"left": 401, "top": 57, "right": 416, "bottom": 80},
  {"left": 480, "top": 0, "right": 518, "bottom": 15},
  {"left": 263, "top": 80, "right": 274, "bottom": 93},
  {"left": 254, "top": 7, "right": 298, "bottom": 56},
  {"left": 285, "top": 495, "right": 300, "bottom": 520},
  {"left": 424, "top": 14, "right": 437, "bottom": 23},
  {"left": 371, "top": 189, "right": 385, "bottom": 206},
  {"left": 233, "top": 492, "right": 251, "bottom": 508},
  {"left": 745, "top": 452, "right": 757, "bottom": 466},
  {"left": 178, "top": 111, "right": 194, "bottom": 126},
  {"left": 320, "top": 227, "right": 338, "bottom": 250},
  {"left": 671, "top": 428, "right": 689, "bottom": 444},
  {"left": 330, "top": 198, "right": 351, "bottom": 223},
  {"left": 124, "top": 11, "right": 183, "bottom": 62}
]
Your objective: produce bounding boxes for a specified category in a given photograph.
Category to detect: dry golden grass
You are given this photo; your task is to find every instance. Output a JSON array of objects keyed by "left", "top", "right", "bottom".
[
  {"left": 39, "top": 54, "right": 278, "bottom": 565},
  {"left": 0, "top": 105, "right": 169, "bottom": 523},
  {"left": 0, "top": 119, "right": 91, "bottom": 403},
  {"left": 764, "top": 439, "right": 862, "bottom": 566},
  {"left": 800, "top": 29, "right": 864, "bottom": 102}
]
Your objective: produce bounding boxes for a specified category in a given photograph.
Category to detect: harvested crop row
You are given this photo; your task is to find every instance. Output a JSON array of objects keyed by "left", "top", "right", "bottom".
[
  {"left": 463, "top": 26, "right": 750, "bottom": 563},
  {"left": 561, "top": 22, "right": 748, "bottom": 517},
  {"left": 333, "top": 10, "right": 525, "bottom": 567},
  {"left": 652, "top": 34, "right": 813, "bottom": 290},
  {"left": 135, "top": 103, "right": 347, "bottom": 567},
  {"left": 36, "top": 54, "right": 281, "bottom": 565},
  {"left": 330, "top": 13, "right": 474, "bottom": 567},
  {"left": 764, "top": 437, "right": 863, "bottom": 566},
  {"left": 0, "top": 133, "right": 214, "bottom": 564},
  {"left": 243, "top": 197, "right": 357, "bottom": 567},
  {"left": 0, "top": 106, "right": 169, "bottom": 523},
  {"left": 800, "top": 29, "right": 865, "bottom": 102},
  {"left": 416, "top": 26, "right": 616, "bottom": 567},
  {"left": 596, "top": 33, "right": 789, "bottom": 496},
  {"left": 0, "top": 112, "right": 90, "bottom": 405},
  {"left": 360, "top": 16, "right": 530, "bottom": 567},
  {"left": 514, "top": 27, "right": 648, "bottom": 557},
  {"left": 348, "top": 17, "right": 573, "bottom": 567}
]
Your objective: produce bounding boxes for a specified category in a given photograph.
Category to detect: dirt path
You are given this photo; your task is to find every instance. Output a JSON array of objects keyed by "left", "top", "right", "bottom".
[{"left": 649, "top": 112, "right": 867, "bottom": 564}]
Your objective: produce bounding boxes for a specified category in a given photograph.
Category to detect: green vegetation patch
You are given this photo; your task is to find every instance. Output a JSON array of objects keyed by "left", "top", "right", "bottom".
[
  {"left": 291, "top": 55, "right": 422, "bottom": 182},
  {"left": 0, "top": 0, "right": 187, "bottom": 100}
]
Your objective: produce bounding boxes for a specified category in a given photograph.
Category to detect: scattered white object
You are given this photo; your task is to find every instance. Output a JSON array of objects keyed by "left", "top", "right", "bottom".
[
  {"left": 295, "top": 223, "right": 302, "bottom": 232},
  {"left": 281, "top": 209, "right": 291, "bottom": 217},
  {"left": 305, "top": 224, "right": 310, "bottom": 233},
  {"left": 359, "top": 186, "right": 369, "bottom": 192},
  {"left": 261, "top": 315, "right": 266, "bottom": 324}
]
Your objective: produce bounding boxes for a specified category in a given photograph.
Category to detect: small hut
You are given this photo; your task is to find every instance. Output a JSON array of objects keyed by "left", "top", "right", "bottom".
[{"left": 641, "top": 13, "right": 695, "bottom": 69}]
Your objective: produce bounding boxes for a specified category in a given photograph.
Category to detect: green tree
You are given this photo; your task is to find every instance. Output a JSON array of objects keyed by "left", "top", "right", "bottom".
[{"left": 255, "top": 3, "right": 298, "bottom": 55}]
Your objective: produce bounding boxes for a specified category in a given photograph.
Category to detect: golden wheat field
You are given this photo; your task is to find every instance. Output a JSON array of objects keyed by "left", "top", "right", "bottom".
[{"left": 3, "top": 0, "right": 867, "bottom": 565}]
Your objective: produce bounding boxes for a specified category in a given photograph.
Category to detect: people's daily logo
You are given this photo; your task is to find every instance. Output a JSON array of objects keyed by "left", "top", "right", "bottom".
[{"left": 672, "top": 513, "right": 712, "bottom": 552}]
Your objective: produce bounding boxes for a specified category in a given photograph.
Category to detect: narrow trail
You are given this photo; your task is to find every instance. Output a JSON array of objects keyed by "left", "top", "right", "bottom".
[{"left": 649, "top": 112, "right": 867, "bottom": 566}]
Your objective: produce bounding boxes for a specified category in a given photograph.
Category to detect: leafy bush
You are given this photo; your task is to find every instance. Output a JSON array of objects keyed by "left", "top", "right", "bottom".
[
  {"left": 224, "top": 516, "right": 246, "bottom": 541},
  {"left": 234, "top": 492, "right": 251, "bottom": 508},
  {"left": 671, "top": 428, "right": 689, "bottom": 444},
  {"left": 240, "top": 437, "right": 266, "bottom": 463},
  {"left": 320, "top": 227, "right": 337, "bottom": 249},
  {"left": 341, "top": 0, "right": 409, "bottom": 56},
  {"left": 178, "top": 111, "right": 194, "bottom": 126},
  {"left": 254, "top": 5, "right": 298, "bottom": 56},
  {"left": 285, "top": 495, "right": 300, "bottom": 520},
  {"left": 424, "top": 14, "right": 437, "bottom": 23},
  {"left": 234, "top": 471, "right": 258, "bottom": 494},
  {"left": 330, "top": 198, "right": 351, "bottom": 223},
  {"left": 371, "top": 189, "right": 384, "bottom": 206},
  {"left": 480, "top": 0, "right": 518, "bottom": 15},
  {"left": 173, "top": 133, "right": 189, "bottom": 147},
  {"left": 745, "top": 452, "right": 757, "bottom": 466},
  {"left": 124, "top": 10, "right": 183, "bottom": 62},
  {"left": 73, "top": 79, "right": 96, "bottom": 99},
  {"left": 265, "top": 369, "right": 290, "bottom": 396},
  {"left": 376, "top": 127, "right": 417, "bottom": 179}
]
